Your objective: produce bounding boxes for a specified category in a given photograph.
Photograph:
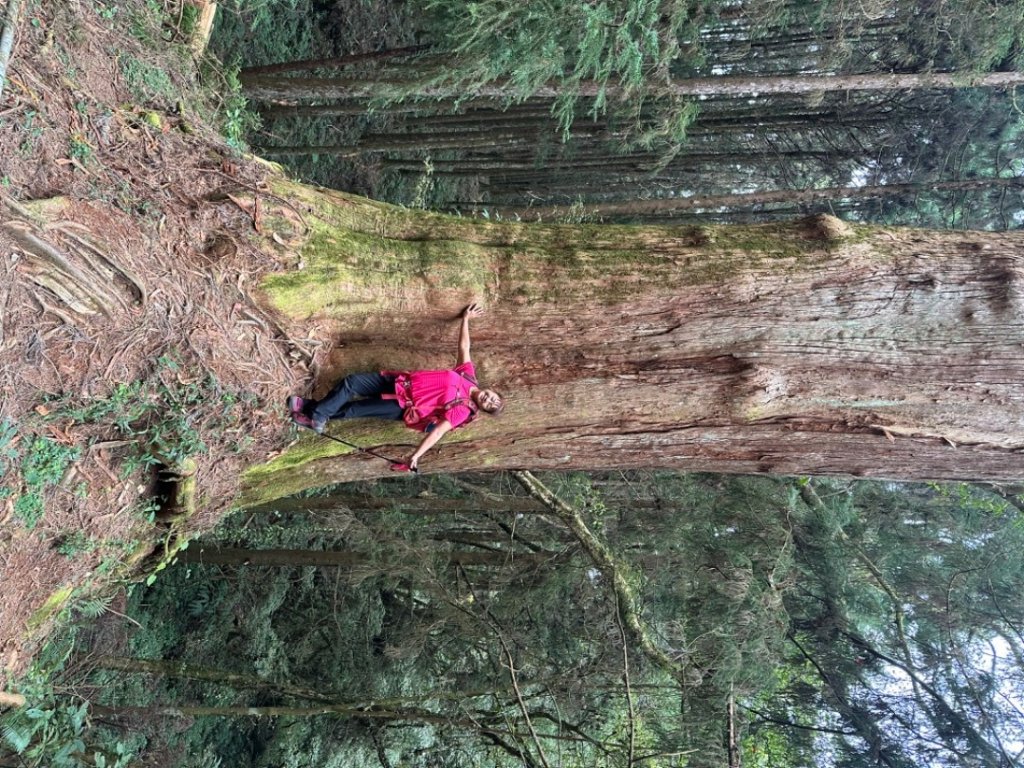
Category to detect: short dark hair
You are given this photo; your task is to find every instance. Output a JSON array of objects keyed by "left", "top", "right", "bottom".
[{"left": 482, "top": 391, "right": 504, "bottom": 415}]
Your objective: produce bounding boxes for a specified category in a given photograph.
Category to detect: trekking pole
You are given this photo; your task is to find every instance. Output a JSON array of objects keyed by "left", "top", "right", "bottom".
[{"left": 295, "top": 423, "right": 417, "bottom": 473}]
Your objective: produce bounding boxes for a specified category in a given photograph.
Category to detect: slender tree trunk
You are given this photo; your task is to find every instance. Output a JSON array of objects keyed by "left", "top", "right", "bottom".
[
  {"left": 259, "top": 132, "right": 535, "bottom": 155},
  {"left": 178, "top": 546, "right": 550, "bottom": 568},
  {"left": 250, "top": 493, "right": 544, "bottom": 515},
  {"left": 240, "top": 70, "right": 1024, "bottom": 104},
  {"left": 0, "top": 0, "right": 24, "bottom": 103},
  {"left": 240, "top": 46, "right": 428, "bottom": 77},
  {"left": 93, "top": 656, "right": 330, "bottom": 701},
  {"left": 485, "top": 178, "right": 1024, "bottom": 220}
]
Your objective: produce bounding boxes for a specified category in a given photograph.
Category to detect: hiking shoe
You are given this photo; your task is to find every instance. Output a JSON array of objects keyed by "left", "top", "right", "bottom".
[
  {"left": 291, "top": 410, "right": 325, "bottom": 433},
  {"left": 287, "top": 396, "right": 325, "bottom": 433}
]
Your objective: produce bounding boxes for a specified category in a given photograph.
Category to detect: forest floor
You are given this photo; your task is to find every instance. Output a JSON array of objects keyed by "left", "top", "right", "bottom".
[{"left": 0, "top": 0, "right": 318, "bottom": 690}]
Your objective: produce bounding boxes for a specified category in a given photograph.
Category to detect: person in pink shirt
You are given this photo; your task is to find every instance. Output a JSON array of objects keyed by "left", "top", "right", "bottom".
[{"left": 288, "top": 303, "right": 504, "bottom": 471}]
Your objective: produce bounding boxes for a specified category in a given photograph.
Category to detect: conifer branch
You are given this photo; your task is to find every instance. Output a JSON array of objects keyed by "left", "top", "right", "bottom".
[{"left": 512, "top": 471, "right": 691, "bottom": 684}]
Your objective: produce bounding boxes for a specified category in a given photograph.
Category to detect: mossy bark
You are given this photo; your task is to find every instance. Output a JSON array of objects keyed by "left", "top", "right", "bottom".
[{"left": 244, "top": 181, "right": 1024, "bottom": 505}]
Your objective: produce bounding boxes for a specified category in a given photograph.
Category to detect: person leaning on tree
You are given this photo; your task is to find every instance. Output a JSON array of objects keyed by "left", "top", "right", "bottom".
[{"left": 287, "top": 303, "right": 504, "bottom": 471}]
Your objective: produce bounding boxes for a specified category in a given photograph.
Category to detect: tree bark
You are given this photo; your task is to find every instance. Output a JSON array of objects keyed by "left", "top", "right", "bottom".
[
  {"left": 240, "top": 180, "right": 1024, "bottom": 506},
  {"left": 179, "top": 546, "right": 549, "bottom": 568},
  {"left": 240, "top": 46, "right": 428, "bottom": 77},
  {"left": 240, "top": 70, "right": 1024, "bottom": 104},
  {"left": 0, "top": 0, "right": 23, "bottom": 103}
]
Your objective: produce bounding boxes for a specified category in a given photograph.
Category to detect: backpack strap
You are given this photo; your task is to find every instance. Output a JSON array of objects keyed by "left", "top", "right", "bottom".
[{"left": 443, "top": 372, "right": 479, "bottom": 422}]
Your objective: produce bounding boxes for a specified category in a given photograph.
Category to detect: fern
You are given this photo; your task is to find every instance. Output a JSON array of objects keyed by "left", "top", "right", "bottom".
[
  {"left": 186, "top": 582, "right": 212, "bottom": 617},
  {"left": 1, "top": 720, "right": 32, "bottom": 753},
  {"left": 75, "top": 595, "right": 114, "bottom": 619}
]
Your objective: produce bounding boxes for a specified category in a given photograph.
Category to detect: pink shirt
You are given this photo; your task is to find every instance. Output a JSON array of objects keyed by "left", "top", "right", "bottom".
[{"left": 393, "top": 362, "right": 478, "bottom": 431}]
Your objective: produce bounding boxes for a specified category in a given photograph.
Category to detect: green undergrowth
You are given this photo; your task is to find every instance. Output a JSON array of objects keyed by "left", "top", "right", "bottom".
[
  {"left": 45, "top": 354, "right": 256, "bottom": 474},
  {"left": 0, "top": 354, "right": 258, "bottom": 762},
  {"left": 1, "top": 351, "right": 255, "bottom": 604},
  {"left": 0, "top": 420, "right": 81, "bottom": 531},
  {"left": 1, "top": 615, "right": 143, "bottom": 767},
  {"left": 88, "top": 0, "right": 265, "bottom": 156}
]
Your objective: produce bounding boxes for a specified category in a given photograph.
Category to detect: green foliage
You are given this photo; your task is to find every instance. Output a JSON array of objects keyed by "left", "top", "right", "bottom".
[
  {"left": 55, "top": 530, "right": 98, "bottom": 559},
  {"left": 73, "top": 593, "right": 116, "bottom": 619},
  {"left": 0, "top": 417, "right": 18, "bottom": 474},
  {"left": 208, "top": 0, "right": 318, "bottom": 67},
  {"left": 17, "top": 109, "right": 44, "bottom": 157},
  {"left": 47, "top": 352, "right": 254, "bottom": 474},
  {"left": 178, "top": 3, "right": 200, "bottom": 36},
  {"left": 219, "top": 67, "right": 259, "bottom": 152},
  {"left": 0, "top": 701, "right": 91, "bottom": 765},
  {"left": 13, "top": 437, "right": 80, "bottom": 529},
  {"left": 408, "top": 157, "right": 436, "bottom": 210},
  {"left": 92, "top": 1, "right": 119, "bottom": 22},
  {"left": 412, "top": 0, "right": 709, "bottom": 140},
  {"left": 68, "top": 133, "right": 93, "bottom": 163},
  {"left": 0, "top": 632, "right": 139, "bottom": 768},
  {"left": 58, "top": 472, "right": 1024, "bottom": 766},
  {"left": 118, "top": 54, "right": 176, "bottom": 105},
  {"left": 896, "top": 0, "right": 1024, "bottom": 72}
]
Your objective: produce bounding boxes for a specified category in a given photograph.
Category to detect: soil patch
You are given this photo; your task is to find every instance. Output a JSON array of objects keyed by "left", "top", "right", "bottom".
[{"left": 0, "top": 0, "right": 313, "bottom": 686}]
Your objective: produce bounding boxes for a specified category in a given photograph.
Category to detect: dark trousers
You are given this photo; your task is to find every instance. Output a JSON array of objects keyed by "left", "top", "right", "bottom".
[{"left": 308, "top": 372, "right": 404, "bottom": 422}]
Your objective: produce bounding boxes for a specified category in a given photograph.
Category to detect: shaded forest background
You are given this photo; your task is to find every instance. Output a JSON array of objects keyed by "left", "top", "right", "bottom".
[
  {"left": 19, "top": 472, "right": 1024, "bottom": 768},
  {"left": 219, "top": 0, "right": 1024, "bottom": 228},
  {"left": 2, "top": 0, "right": 1024, "bottom": 766}
]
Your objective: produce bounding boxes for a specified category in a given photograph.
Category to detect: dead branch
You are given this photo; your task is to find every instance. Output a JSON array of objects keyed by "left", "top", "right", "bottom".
[
  {"left": 614, "top": 594, "right": 637, "bottom": 766},
  {"left": 496, "top": 632, "right": 553, "bottom": 768},
  {"left": 512, "top": 471, "right": 691, "bottom": 683},
  {"left": 0, "top": 691, "right": 25, "bottom": 708}
]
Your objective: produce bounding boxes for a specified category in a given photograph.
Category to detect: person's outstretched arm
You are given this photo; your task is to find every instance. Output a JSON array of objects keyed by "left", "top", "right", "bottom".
[
  {"left": 457, "top": 302, "right": 483, "bottom": 365},
  {"left": 408, "top": 419, "right": 453, "bottom": 470}
]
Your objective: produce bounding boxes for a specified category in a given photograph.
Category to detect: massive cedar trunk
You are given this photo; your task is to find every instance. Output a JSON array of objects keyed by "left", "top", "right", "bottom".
[{"left": 243, "top": 179, "right": 1024, "bottom": 506}]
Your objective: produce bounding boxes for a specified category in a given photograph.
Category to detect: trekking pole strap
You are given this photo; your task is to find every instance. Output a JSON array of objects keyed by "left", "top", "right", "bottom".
[{"left": 300, "top": 425, "right": 418, "bottom": 473}]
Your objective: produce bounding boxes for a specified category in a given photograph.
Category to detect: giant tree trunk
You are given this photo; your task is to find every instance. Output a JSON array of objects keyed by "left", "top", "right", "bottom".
[{"left": 244, "top": 180, "right": 1024, "bottom": 505}]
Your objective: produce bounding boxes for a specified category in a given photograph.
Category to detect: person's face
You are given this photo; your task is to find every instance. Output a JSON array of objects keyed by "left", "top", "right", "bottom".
[{"left": 476, "top": 389, "right": 502, "bottom": 413}]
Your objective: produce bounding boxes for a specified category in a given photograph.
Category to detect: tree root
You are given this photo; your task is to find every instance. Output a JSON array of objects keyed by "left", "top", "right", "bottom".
[
  {"left": 6, "top": 221, "right": 117, "bottom": 317},
  {"left": 55, "top": 221, "right": 148, "bottom": 306},
  {"left": 1, "top": 194, "right": 147, "bottom": 320}
]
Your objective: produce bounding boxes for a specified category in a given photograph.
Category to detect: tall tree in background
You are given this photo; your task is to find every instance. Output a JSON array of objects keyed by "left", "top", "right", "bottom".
[
  {"left": 752, "top": 480, "right": 1024, "bottom": 767},
  {"left": 229, "top": 0, "right": 1024, "bottom": 226}
]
